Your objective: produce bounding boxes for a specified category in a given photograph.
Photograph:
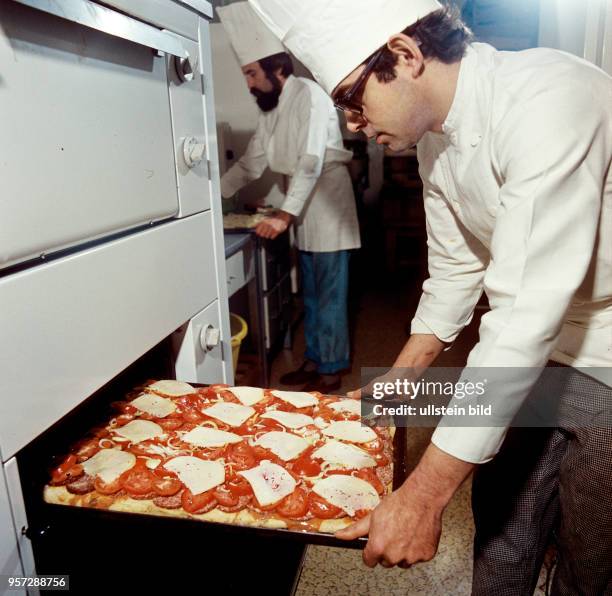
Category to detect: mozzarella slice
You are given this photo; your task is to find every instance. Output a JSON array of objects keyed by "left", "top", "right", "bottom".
[
  {"left": 181, "top": 427, "right": 242, "bottom": 448},
  {"left": 323, "top": 421, "right": 377, "bottom": 444},
  {"left": 164, "top": 457, "right": 225, "bottom": 495},
  {"left": 146, "top": 380, "right": 195, "bottom": 397},
  {"left": 312, "top": 475, "right": 380, "bottom": 517},
  {"left": 112, "top": 420, "right": 165, "bottom": 444},
  {"left": 82, "top": 449, "right": 136, "bottom": 484},
  {"left": 130, "top": 393, "right": 176, "bottom": 418},
  {"left": 313, "top": 440, "right": 376, "bottom": 470},
  {"left": 202, "top": 402, "right": 255, "bottom": 427},
  {"left": 271, "top": 390, "right": 318, "bottom": 408},
  {"left": 254, "top": 432, "right": 309, "bottom": 461},
  {"left": 228, "top": 386, "right": 265, "bottom": 406},
  {"left": 329, "top": 399, "right": 362, "bottom": 416},
  {"left": 239, "top": 461, "right": 297, "bottom": 507},
  {"left": 260, "top": 410, "right": 314, "bottom": 429}
]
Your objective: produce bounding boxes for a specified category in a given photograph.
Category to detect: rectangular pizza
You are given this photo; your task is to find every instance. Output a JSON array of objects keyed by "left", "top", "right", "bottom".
[{"left": 44, "top": 380, "right": 395, "bottom": 535}]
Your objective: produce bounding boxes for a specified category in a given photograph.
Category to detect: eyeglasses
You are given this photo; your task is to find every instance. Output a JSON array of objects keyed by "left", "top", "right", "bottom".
[{"left": 333, "top": 47, "right": 385, "bottom": 115}]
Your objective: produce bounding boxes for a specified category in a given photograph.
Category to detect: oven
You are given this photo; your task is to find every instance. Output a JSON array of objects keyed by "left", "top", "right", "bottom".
[{"left": 0, "top": 0, "right": 236, "bottom": 591}]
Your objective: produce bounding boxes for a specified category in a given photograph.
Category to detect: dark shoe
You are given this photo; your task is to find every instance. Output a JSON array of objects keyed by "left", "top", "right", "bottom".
[
  {"left": 302, "top": 375, "right": 342, "bottom": 395},
  {"left": 279, "top": 362, "right": 319, "bottom": 386}
]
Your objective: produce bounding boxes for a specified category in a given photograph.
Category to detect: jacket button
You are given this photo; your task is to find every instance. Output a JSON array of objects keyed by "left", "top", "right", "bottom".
[{"left": 471, "top": 134, "right": 481, "bottom": 147}]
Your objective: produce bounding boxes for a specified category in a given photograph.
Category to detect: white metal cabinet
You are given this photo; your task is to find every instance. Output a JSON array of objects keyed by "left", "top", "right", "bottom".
[
  {"left": 0, "top": 213, "right": 217, "bottom": 461},
  {"left": 0, "top": 1, "right": 182, "bottom": 269}
]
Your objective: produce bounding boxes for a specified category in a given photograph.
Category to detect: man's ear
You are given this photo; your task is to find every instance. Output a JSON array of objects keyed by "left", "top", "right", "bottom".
[{"left": 386, "top": 33, "right": 425, "bottom": 78}]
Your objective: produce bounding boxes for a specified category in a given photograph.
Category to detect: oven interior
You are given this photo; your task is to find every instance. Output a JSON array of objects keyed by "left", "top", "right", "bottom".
[{"left": 16, "top": 340, "right": 306, "bottom": 595}]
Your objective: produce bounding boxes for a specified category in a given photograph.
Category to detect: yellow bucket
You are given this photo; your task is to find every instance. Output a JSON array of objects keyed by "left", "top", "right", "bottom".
[{"left": 230, "top": 313, "right": 248, "bottom": 371}]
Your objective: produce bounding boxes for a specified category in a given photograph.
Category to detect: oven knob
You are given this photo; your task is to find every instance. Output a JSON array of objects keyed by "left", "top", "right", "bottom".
[
  {"left": 183, "top": 136, "right": 206, "bottom": 168},
  {"left": 174, "top": 53, "right": 197, "bottom": 83},
  {"left": 200, "top": 324, "right": 221, "bottom": 352}
]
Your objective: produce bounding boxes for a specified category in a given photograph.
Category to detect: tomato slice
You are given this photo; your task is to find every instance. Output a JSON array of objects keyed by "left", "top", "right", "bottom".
[
  {"left": 156, "top": 418, "right": 183, "bottom": 431},
  {"left": 154, "top": 466, "right": 178, "bottom": 479},
  {"left": 120, "top": 463, "right": 155, "bottom": 496},
  {"left": 51, "top": 455, "right": 78, "bottom": 484},
  {"left": 227, "top": 442, "right": 257, "bottom": 470},
  {"left": 233, "top": 424, "right": 257, "bottom": 436},
  {"left": 226, "top": 476, "right": 253, "bottom": 497},
  {"left": 182, "top": 409, "right": 204, "bottom": 424},
  {"left": 128, "top": 442, "right": 158, "bottom": 457},
  {"left": 251, "top": 445, "right": 276, "bottom": 462},
  {"left": 354, "top": 469, "right": 385, "bottom": 495},
  {"left": 152, "top": 476, "right": 182, "bottom": 497},
  {"left": 75, "top": 439, "right": 100, "bottom": 462},
  {"left": 277, "top": 488, "right": 309, "bottom": 519},
  {"left": 181, "top": 489, "right": 217, "bottom": 514},
  {"left": 308, "top": 492, "right": 344, "bottom": 519},
  {"left": 292, "top": 451, "right": 322, "bottom": 477},
  {"left": 260, "top": 418, "right": 285, "bottom": 431},
  {"left": 94, "top": 477, "right": 123, "bottom": 495},
  {"left": 193, "top": 446, "right": 226, "bottom": 461},
  {"left": 116, "top": 414, "right": 135, "bottom": 427},
  {"left": 213, "top": 485, "right": 240, "bottom": 508}
]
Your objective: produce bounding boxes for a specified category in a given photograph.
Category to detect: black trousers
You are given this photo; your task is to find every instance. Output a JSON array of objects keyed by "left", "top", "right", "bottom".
[{"left": 471, "top": 366, "right": 612, "bottom": 596}]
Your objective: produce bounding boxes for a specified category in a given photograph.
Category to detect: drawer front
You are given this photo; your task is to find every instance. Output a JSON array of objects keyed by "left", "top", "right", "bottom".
[
  {"left": 0, "top": 214, "right": 217, "bottom": 460},
  {"left": 225, "top": 242, "right": 254, "bottom": 297},
  {"left": 0, "top": 2, "right": 180, "bottom": 269}
]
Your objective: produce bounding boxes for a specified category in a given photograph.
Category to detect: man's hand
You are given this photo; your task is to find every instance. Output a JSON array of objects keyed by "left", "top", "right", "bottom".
[
  {"left": 335, "top": 444, "right": 475, "bottom": 568},
  {"left": 337, "top": 482, "right": 443, "bottom": 568},
  {"left": 255, "top": 210, "right": 293, "bottom": 239}
]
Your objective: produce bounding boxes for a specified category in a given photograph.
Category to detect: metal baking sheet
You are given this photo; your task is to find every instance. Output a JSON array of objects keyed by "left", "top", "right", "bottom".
[{"left": 39, "top": 384, "right": 408, "bottom": 550}]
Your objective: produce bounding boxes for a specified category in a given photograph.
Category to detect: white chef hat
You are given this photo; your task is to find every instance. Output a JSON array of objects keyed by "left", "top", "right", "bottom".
[
  {"left": 249, "top": 0, "right": 442, "bottom": 95},
  {"left": 217, "top": 1, "right": 286, "bottom": 67}
]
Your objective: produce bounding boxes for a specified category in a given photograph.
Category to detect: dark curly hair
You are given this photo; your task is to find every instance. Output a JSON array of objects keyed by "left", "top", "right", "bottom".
[
  {"left": 259, "top": 52, "right": 294, "bottom": 79},
  {"left": 371, "top": 6, "right": 473, "bottom": 83}
]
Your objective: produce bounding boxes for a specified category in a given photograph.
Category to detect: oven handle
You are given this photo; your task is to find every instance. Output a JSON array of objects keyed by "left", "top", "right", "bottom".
[
  {"left": 11, "top": 0, "right": 189, "bottom": 59},
  {"left": 22, "top": 523, "right": 52, "bottom": 541}
]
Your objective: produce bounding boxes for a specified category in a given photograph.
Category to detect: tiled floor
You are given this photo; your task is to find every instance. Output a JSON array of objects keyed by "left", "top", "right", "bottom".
[{"left": 269, "top": 273, "right": 549, "bottom": 596}]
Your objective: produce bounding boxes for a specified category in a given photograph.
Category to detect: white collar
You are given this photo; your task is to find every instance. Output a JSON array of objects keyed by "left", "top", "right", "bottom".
[
  {"left": 277, "top": 74, "right": 297, "bottom": 111},
  {"left": 442, "top": 45, "right": 478, "bottom": 142}
]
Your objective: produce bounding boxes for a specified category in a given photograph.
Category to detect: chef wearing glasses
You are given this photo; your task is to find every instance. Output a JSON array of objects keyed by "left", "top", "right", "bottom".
[
  {"left": 250, "top": 0, "right": 612, "bottom": 594},
  {"left": 218, "top": 2, "right": 361, "bottom": 393}
]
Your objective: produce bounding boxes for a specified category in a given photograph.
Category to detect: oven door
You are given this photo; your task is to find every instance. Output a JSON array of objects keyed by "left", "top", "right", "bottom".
[{"left": 0, "top": 0, "right": 211, "bottom": 270}]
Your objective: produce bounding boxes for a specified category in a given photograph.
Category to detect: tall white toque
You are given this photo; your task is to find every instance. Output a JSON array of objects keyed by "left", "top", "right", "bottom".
[
  {"left": 248, "top": 0, "right": 442, "bottom": 94},
  {"left": 217, "top": 1, "right": 286, "bottom": 67}
]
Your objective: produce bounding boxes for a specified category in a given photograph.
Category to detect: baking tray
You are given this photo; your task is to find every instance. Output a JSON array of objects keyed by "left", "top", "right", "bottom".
[{"left": 36, "top": 384, "right": 408, "bottom": 550}]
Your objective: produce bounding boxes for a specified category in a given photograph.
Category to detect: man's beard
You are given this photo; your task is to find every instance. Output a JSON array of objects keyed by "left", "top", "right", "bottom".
[{"left": 251, "top": 72, "right": 283, "bottom": 112}]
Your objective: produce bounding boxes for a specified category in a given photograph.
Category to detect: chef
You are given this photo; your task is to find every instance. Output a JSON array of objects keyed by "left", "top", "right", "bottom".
[
  {"left": 217, "top": 2, "right": 361, "bottom": 393},
  {"left": 249, "top": 0, "right": 612, "bottom": 594}
]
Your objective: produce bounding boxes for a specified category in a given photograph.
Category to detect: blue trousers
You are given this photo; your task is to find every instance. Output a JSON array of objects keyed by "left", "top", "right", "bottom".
[{"left": 299, "top": 250, "right": 350, "bottom": 375}]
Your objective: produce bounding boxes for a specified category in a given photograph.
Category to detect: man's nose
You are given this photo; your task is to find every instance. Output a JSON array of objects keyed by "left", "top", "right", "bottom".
[
  {"left": 345, "top": 113, "right": 374, "bottom": 138},
  {"left": 345, "top": 112, "right": 366, "bottom": 134}
]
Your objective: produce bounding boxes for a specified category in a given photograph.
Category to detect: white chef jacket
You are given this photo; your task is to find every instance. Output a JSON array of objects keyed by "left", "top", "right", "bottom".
[
  {"left": 221, "top": 75, "right": 361, "bottom": 252},
  {"left": 411, "top": 43, "right": 612, "bottom": 464}
]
